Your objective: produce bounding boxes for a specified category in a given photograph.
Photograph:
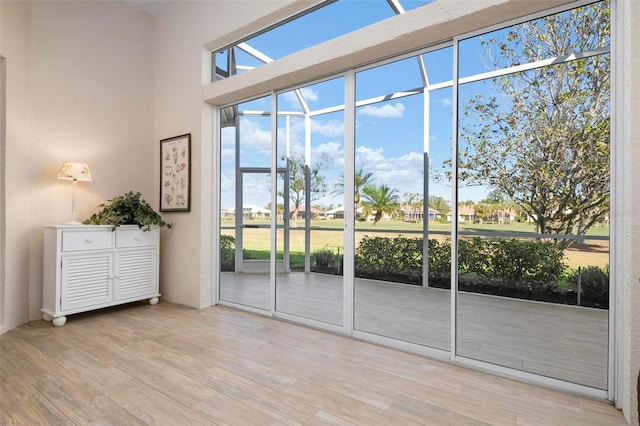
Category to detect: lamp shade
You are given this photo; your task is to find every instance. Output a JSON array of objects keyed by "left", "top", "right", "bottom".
[{"left": 57, "top": 162, "right": 92, "bottom": 181}]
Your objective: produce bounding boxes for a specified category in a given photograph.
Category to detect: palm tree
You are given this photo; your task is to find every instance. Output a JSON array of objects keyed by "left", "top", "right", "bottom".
[
  {"left": 331, "top": 168, "right": 374, "bottom": 208},
  {"left": 361, "top": 184, "right": 400, "bottom": 225}
]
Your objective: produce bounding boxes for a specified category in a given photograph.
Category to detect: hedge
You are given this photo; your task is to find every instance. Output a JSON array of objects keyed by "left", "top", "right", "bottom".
[
  {"left": 221, "top": 233, "right": 608, "bottom": 307},
  {"left": 355, "top": 235, "right": 568, "bottom": 291}
]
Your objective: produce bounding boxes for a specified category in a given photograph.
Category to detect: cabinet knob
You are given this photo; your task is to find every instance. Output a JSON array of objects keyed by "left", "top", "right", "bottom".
[
  {"left": 134, "top": 236, "right": 141, "bottom": 241},
  {"left": 85, "top": 238, "right": 93, "bottom": 244}
]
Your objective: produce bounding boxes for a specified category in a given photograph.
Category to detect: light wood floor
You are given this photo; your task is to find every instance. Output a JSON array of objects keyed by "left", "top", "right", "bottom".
[
  {"left": 0, "top": 302, "right": 624, "bottom": 425},
  {"left": 221, "top": 272, "right": 608, "bottom": 389}
]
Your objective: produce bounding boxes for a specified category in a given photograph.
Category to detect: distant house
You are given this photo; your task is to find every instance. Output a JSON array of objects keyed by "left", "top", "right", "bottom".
[
  {"left": 492, "top": 209, "right": 517, "bottom": 224},
  {"left": 290, "top": 205, "right": 324, "bottom": 219},
  {"left": 427, "top": 207, "right": 442, "bottom": 221},
  {"left": 325, "top": 205, "right": 345, "bottom": 219},
  {"left": 225, "top": 204, "right": 270, "bottom": 220},
  {"left": 458, "top": 204, "right": 475, "bottom": 223},
  {"left": 398, "top": 205, "right": 442, "bottom": 221},
  {"left": 324, "top": 206, "right": 365, "bottom": 220},
  {"left": 400, "top": 204, "right": 422, "bottom": 221}
]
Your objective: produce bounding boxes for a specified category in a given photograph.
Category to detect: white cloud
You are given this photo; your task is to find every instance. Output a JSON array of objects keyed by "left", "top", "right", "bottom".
[
  {"left": 221, "top": 127, "right": 235, "bottom": 146},
  {"left": 439, "top": 98, "right": 452, "bottom": 108},
  {"left": 313, "top": 141, "right": 343, "bottom": 168},
  {"left": 281, "top": 87, "right": 319, "bottom": 108},
  {"left": 355, "top": 147, "right": 425, "bottom": 195},
  {"left": 358, "top": 102, "right": 405, "bottom": 118},
  {"left": 238, "top": 118, "right": 271, "bottom": 154},
  {"left": 311, "top": 118, "right": 344, "bottom": 137},
  {"left": 221, "top": 148, "right": 235, "bottom": 162},
  {"left": 355, "top": 146, "right": 386, "bottom": 166}
]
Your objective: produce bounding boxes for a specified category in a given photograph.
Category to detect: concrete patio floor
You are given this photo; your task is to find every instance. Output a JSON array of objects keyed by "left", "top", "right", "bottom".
[{"left": 220, "top": 271, "right": 608, "bottom": 390}]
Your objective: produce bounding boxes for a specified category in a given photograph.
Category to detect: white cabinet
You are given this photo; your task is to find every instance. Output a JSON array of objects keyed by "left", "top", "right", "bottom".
[{"left": 42, "top": 225, "right": 160, "bottom": 326}]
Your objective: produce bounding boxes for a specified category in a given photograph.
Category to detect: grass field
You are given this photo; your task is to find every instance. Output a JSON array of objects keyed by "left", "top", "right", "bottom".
[{"left": 221, "top": 218, "right": 610, "bottom": 269}]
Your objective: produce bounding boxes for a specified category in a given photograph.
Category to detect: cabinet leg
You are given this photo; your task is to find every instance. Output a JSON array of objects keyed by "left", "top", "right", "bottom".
[
  {"left": 52, "top": 316, "right": 67, "bottom": 327},
  {"left": 149, "top": 297, "right": 159, "bottom": 305},
  {"left": 42, "top": 314, "right": 53, "bottom": 322}
]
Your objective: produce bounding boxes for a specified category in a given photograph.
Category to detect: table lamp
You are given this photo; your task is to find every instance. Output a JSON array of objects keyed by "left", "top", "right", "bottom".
[{"left": 57, "top": 162, "right": 92, "bottom": 225}]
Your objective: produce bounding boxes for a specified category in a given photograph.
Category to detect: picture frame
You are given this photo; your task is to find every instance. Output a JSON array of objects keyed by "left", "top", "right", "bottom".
[{"left": 160, "top": 133, "right": 191, "bottom": 212}]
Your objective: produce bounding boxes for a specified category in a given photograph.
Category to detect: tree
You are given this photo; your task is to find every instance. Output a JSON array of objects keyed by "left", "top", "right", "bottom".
[
  {"left": 428, "top": 196, "right": 451, "bottom": 218},
  {"left": 401, "top": 192, "right": 422, "bottom": 222},
  {"left": 331, "top": 168, "right": 374, "bottom": 208},
  {"left": 361, "top": 184, "right": 400, "bottom": 225},
  {"left": 474, "top": 202, "right": 492, "bottom": 223},
  {"left": 280, "top": 156, "right": 327, "bottom": 223},
  {"left": 266, "top": 202, "right": 284, "bottom": 217},
  {"left": 456, "top": 2, "right": 610, "bottom": 237}
]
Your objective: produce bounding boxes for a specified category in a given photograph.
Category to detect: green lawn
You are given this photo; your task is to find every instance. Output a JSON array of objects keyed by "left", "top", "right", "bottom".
[
  {"left": 221, "top": 218, "right": 610, "bottom": 268},
  {"left": 222, "top": 218, "right": 609, "bottom": 236}
]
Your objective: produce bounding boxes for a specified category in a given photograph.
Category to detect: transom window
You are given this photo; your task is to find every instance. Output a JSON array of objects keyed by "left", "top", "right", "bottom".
[{"left": 212, "top": 0, "right": 436, "bottom": 80}]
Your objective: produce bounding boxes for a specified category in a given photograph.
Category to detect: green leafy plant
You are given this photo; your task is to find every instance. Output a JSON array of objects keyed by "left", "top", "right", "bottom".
[
  {"left": 312, "top": 246, "right": 340, "bottom": 268},
  {"left": 428, "top": 238, "right": 451, "bottom": 281},
  {"left": 480, "top": 239, "right": 566, "bottom": 289},
  {"left": 84, "top": 191, "right": 172, "bottom": 231},
  {"left": 220, "top": 235, "right": 235, "bottom": 271},
  {"left": 567, "top": 265, "right": 609, "bottom": 301},
  {"left": 355, "top": 236, "right": 422, "bottom": 284}
]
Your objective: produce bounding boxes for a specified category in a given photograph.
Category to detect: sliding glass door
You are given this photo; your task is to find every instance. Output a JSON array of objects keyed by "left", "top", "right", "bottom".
[
  {"left": 454, "top": 2, "right": 610, "bottom": 390},
  {"left": 216, "top": 0, "right": 611, "bottom": 394},
  {"left": 352, "top": 50, "right": 453, "bottom": 351},
  {"left": 275, "top": 77, "right": 345, "bottom": 326},
  {"left": 219, "top": 96, "right": 273, "bottom": 311}
]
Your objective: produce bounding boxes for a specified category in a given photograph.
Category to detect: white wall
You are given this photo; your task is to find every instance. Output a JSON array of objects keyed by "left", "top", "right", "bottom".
[
  {"left": 619, "top": 0, "right": 640, "bottom": 422},
  {"left": 0, "top": 0, "right": 154, "bottom": 331},
  {"left": 0, "top": 0, "right": 32, "bottom": 333},
  {"left": 0, "top": 0, "right": 313, "bottom": 330},
  {"left": 151, "top": 0, "right": 317, "bottom": 308}
]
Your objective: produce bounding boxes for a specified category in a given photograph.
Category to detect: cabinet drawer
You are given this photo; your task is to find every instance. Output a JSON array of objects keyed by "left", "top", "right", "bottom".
[
  {"left": 62, "top": 230, "right": 112, "bottom": 252},
  {"left": 116, "top": 228, "right": 157, "bottom": 248}
]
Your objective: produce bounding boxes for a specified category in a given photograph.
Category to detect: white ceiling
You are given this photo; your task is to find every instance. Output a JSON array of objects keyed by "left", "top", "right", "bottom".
[{"left": 119, "top": 0, "right": 176, "bottom": 17}]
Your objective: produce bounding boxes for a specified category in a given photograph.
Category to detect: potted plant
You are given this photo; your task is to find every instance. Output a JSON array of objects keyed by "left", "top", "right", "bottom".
[{"left": 84, "top": 191, "right": 172, "bottom": 231}]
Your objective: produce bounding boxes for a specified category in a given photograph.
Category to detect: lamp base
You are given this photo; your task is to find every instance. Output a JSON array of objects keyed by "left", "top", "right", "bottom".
[{"left": 65, "top": 220, "right": 83, "bottom": 225}]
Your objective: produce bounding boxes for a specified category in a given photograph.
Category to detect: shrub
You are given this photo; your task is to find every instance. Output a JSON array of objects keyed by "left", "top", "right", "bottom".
[
  {"left": 457, "top": 237, "right": 491, "bottom": 275},
  {"left": 567, "top": 265, "right": 609, "bottom": 303},
  {"left": 220, "top": 235, "right": 235, "bottom": 271},
  {"left": 353, "top": 235, "right": 566, "bottom": 291},
  {"left": 312, "top": 247, "right": 340, "bottom": 269},
  {"left": 355, "top": 236, "right": 422, "bottom": 284},
  {"left": 428, "top": 238, "right": 450, "bottom": 279},
  {"left": 481, "top": 239, "right": 566, "bottom": 289}
]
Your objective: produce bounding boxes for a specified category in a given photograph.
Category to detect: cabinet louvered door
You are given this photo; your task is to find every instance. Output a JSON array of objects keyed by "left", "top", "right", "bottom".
[
  {"left": 115, "top": 249, "right": 157, "bottom": 301},
  {"left": 61, "top": 254, "right": 113, "bottom": 311}
]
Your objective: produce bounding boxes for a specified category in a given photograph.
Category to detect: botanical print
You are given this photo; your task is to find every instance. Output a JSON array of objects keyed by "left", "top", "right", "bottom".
[{"left": 160, "top": 134, "right": 190, "bottom": 211}]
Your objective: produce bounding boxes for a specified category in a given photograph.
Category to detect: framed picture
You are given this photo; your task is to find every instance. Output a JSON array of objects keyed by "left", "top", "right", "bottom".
[{"left": 160, "top": 133, "right": 191, "bottom": 212}]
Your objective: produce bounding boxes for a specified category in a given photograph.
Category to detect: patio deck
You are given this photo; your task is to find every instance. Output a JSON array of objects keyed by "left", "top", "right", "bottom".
[{"left": 221, "top": 272, "right": 608, "bottom": 390}]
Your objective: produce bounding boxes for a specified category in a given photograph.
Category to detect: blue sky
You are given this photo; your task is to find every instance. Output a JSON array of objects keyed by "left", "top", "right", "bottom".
[
  {"left": 220, "top": 49, "right": 464, "bottom": 210},
  {"left": 219, "top": 0, "right": 454, "bottom": 210},
  {"left": 219, "top": 0, "right": 605, "bottom": 210}
]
